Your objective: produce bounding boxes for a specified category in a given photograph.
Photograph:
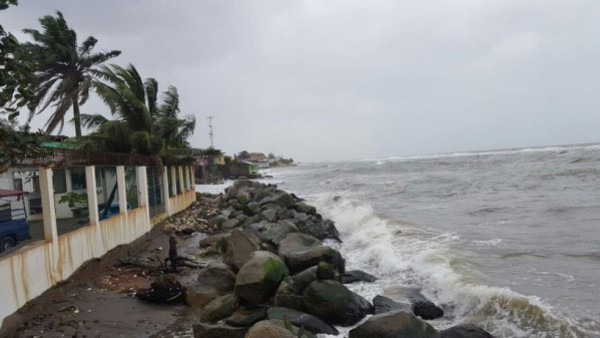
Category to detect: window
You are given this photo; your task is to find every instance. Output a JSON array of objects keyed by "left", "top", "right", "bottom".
[
  {"left": 71, "top": 168, "right": 86, "bottom": 190},
  {"left": 13, "top": 178, "right": 23, "bottom": 191},
  {"left": 53, "top": 169, "right": 67, "bottom": 193}
]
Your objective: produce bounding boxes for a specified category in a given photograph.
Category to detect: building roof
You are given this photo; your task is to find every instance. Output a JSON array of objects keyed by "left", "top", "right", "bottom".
[{"left": 247, "top": 152, "right": 268, "bottom": 162}]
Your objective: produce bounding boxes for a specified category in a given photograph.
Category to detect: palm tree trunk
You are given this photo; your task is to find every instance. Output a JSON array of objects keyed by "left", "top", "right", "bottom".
[{"left": 72, "top": 98, "right": 82, "bottom": 138}]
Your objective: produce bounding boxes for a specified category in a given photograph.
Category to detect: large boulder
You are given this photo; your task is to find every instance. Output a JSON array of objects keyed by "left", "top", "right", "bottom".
[
  {"left": 234, "top": 251, "right": 289, "bottom": 305},
  {"left": 393, "top": 287, "right": 445, "bottom": 320},
  {"left": 412, "top": 299, "right": 444, "bottom": 320},
  {"left": 268, "top": 307, "right": 339, "bottom": 335},
  {"left": 199, "top": 233, "right": 229, "bottom": 249},
  {"left": 260, "top": 209, "right": 278, "bottom": 222},
  {"left": 341, "top": 270, "right": 378, "bottom": 284},
  {"left": 236, "top": 190, "right": 252, "bottom": 205},
  {"left": 316, "top": 261, "right": 338, "bottom": 281},
  {"left": 259, "top": 190, "right": 295, "bottom": 208},
  {"left": 349, "top": 310, "right": 438, "bottom": 338},
  {"left": 200, "top": 293, "right": 236, "bottom": 323},
  {"left": 273, "top": 276, "right": 304, "bottom": 311},
  {"left": 185, "top": 285, "right": 219, "bottom": 308},
  {"left": 273, "top": 266, "right": 318, "bottom": 311},
  {"left": 224, "top": 229, "right": 260, "bottom": 270},
  {"left": 278, "top": 233, "right": 321, "bottom": 256},
  {"left": 295, "top": 202, "right": 317, "bottom": 215},
  {"left": 302, "top": 280, "right": 372, "bottom": 326},
  {"left": 246, "top": 220, "right": 298, "bottom": 245},
  {"left": 196, "top": 262, "right": 236, "bottom": 293},
  {"left": 222, "top": 218, "right": 241, "bottom": 231},
  {"left": 284, "top": 245, "right": 345, "bottom": 273},
  {"left": 245, "top": 320, "right": 298, "bottom": 338},
  {"left": 225, "top": 307, "right": 268, "bottom": 327},
  {"left": 293, "top": 215, "right": 340, "bottom": 241},
  {"left": 441, "top": 324, "right": 495, "bottom": 338},
  {"left": 290, "top": 266, "right": 318, "bottom": 290},
  {"left": 246, "top": 201, "right": 261, "bottom": 215},
  {"left": 192, "top": 323, "right": 248, "bottom": 338},
  {"left": 373, "top": 295, "right": 412, "bottom": 314}
]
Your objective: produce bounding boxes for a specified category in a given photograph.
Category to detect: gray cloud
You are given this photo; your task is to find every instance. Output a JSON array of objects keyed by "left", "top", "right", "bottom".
[{"left": 3, "top": 0, "right": 599, "bottom": 161}]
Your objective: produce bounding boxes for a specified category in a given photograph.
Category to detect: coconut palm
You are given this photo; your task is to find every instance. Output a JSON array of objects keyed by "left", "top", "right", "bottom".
[
  {"left": 23, "top": 11, "right": 120, "bottom": 137},
  {"left": 79, "top": 64, "right": 195, "bottom": 156}
]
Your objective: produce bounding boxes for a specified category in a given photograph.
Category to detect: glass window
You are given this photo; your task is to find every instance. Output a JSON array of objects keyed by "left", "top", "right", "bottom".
[{"left": 53, "top": 169, "right": 67, "bottom": 193}]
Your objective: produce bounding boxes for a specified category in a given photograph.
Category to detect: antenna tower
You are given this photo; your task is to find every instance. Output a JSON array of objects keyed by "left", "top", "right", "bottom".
[{"left": 208, "top": 116, "right": 214, "bottom": 148}]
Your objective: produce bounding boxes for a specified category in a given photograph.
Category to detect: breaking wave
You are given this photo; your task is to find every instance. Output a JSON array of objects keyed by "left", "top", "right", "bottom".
[{"left": 309, "top": 193, "right": 594, "bottom": 338}]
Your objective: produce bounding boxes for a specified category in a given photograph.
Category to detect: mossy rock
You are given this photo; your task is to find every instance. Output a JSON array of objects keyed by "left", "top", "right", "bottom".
[
  {"left": 234, "top": 251, "right": 289, "bottom": 305},
  {"left": 302, "top": 280, "right": 372, "bottom": 326},
  {"left": 200, "top": 293, "right": 237, "bottom": 323}
]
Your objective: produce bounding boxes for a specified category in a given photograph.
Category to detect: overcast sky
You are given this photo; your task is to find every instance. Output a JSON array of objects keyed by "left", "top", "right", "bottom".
[{"left": 3, "top": 0, "right": 599, "bottom": 161}]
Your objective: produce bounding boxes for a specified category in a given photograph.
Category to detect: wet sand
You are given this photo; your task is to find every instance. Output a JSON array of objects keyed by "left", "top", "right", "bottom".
[{"left": 2, "top": 198, "right": 219, "bottom": 338}]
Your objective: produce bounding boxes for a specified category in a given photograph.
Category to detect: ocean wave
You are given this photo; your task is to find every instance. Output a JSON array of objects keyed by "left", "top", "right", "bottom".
[
  {"left": 373, "top": 144, "right": 600, "bottom": 164},
  {"left": 472, "top": 238, "right": 503, "bottom": 247},
  {"left": 308, "top": 193, "right": 591, "bottom": 338}
]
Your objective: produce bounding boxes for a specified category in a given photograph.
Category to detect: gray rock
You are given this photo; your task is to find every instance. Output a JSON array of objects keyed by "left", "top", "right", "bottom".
[
  {"left": 393, "top": 287, "right": 445, "bottom": 320},
  {"left": 246, "top": 220, "right": 298, "bottom": 245},
  {"left": 222, "top": 218, "right": 241, "bottom": 230},
  {"left": 185, "top": 285, "right": 219, "bottom": 308},
  {"left": 302, "top": 280, "right": 372, "bottom": 326},
  {"left": 245, "top": 320, "right": 298, "bottom": 338},
  {"left": 341, "top": 270, "right": 378, "bottom": 284},
  {"left": 441, "top": 324, "right": 495, "bottom": 338},
  {"left": 193, "top": 322, "right": 248, "bottom": 338},
  {"left": 316, "top": 261, "right": 338, "bottom": 281},
  {"left": 294, "top": 216, "right": 340, "bottom": 241},
  {"left": 413, "top": 299, "right": 444, "bottom": 320},
  {"left": 259, "top": 190, "right": 295, "bottom": 208},
  {"left": 236, "top": 190, "right": 252, "bottom": 205},
  {"left": 225, "top": 229, "right": 260, "bottom": 271},
  {"left": 284, "top": 245, "right": 345, "bottom": 273},
  {"left": 276, "top": 208, "right": 294, "bottom": 220},
  {"left": 225, "top": 307, "right": 268, "bottom": 327},
  {"left": 200, "top": 293, "right": 236, "bottom": 323},
  {"left": 260, "top": 209, "right": 278, "bottom": 222},
  {"left": 246, "top": 201, "right": 261, "bottom": 215},
  {"left": 199, "top": 233, "right": 229, "bottom": 249},
  {"left": 209, "top": 214, "right": 229, "bottom": 226},
  {"left": 197, "top": 262, "right": 237, "bottom": 293},
  {"left": 349, "top": 310, "right": 438, "bottom": 338},
  {"left": 273, "top": 276, "right": 304, "bottom": 311},
  {"left": 291, "top": 266, "right": 318, "bottom": 291},
  {"left": 373, "top": 295, "right": 412, "bottom": 314},
  {"left": 234, "top": 251, "right": 289, "bottom": 305},
  {"left": 296, "top": 202, "right": 317, "bottom": 215},
  {"left": 278, "top": 233, "right": 321, "bottom": 256},
  {"left": 267, "top": 307, "right": 339, "bottom": 335}
]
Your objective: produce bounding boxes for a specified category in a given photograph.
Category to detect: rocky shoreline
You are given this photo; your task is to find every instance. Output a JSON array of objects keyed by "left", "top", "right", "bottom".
[
  {"left": 186, "top": 180, "right": 494, "bottom": 338},
  {"left": 7, "top": 180, "right": 495, "bottom": 337}
]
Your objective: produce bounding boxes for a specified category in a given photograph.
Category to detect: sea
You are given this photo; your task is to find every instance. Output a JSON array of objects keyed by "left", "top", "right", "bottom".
[{"left": 196, "top": 143, "right": 600, "bottom": 337}]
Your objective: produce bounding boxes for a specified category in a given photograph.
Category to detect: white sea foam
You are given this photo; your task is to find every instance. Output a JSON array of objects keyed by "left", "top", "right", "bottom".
[
  {"left": 472, "top": 238, "right": 503, "bottom": 247},
  {"left": 309, "top": 193, "right": 590, "bottom": 338},
  {"left": 195, "top": 180, "right": 234, "bottom": 194},
  {"left": 364, "top": 143, "right": 600, "bottom": 164}
]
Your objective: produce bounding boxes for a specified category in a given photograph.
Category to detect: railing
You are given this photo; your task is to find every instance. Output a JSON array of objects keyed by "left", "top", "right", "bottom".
[{"left": 0, "top": 165, "right": 196, "bottom": 328}]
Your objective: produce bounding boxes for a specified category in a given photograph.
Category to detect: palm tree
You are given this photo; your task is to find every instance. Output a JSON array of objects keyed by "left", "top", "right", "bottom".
[
  {"left": 79, "top": 64, "right": 195, "bottom": 156},
  {"left": 23, "top": 11, "right": 120, "bottom": 137}
]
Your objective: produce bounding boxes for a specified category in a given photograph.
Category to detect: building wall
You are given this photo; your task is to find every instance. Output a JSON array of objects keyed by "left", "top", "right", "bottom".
[{"left": 0, "top": 165, "right": 196, "bottom": 328}]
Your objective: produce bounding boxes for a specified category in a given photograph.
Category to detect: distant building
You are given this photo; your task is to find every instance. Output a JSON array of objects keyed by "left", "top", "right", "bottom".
[{"left": 246, "top": 152, "right": 269, "bottom": 168}]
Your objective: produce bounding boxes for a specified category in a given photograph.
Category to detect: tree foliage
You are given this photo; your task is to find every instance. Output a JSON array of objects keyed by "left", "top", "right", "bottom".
[
  {"left": 78, "top": 64, "right": 195, "bottom": 156},
  {"left": 0, "top": 0, "right": 38, "bottom": 122},
  {"left": 0, "top": 124, "right": 49, "bottom": 173},
  {"left": 22, "top": 11, "right": 121, "bottom": 137}
]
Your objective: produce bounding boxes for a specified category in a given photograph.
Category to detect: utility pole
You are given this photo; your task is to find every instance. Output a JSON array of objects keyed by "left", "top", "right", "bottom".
[{"left": 208, "top": 116, "right": 214, "bottom": 148}]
